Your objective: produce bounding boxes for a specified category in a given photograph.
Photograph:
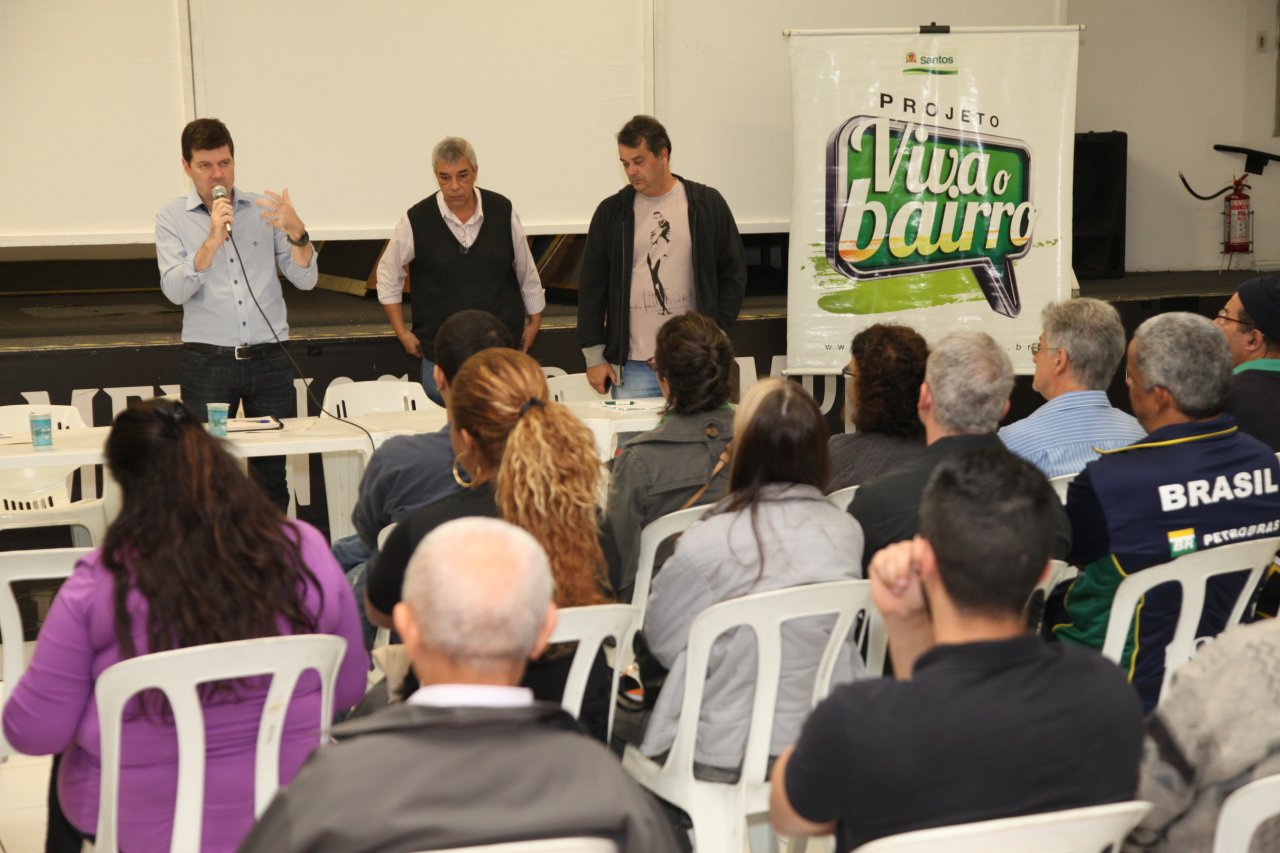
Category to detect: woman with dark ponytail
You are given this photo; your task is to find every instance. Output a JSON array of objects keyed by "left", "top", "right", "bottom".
[{"left": 2, "top": 398, "right": 368, "bottom": 853}]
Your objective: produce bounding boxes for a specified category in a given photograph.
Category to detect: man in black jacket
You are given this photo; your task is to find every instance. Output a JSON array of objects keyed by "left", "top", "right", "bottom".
[
  {"left": 242, "top": 517, "right": 678, "bottom": 852},
  {"left": 577, "top": 115, "right": 747, "bottom": 397}
]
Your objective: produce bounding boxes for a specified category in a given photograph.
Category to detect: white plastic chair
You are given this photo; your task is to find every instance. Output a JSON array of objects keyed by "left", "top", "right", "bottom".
[
  {"left": 0, "top": 405, "right": 107, "bottom": 547},
  {"left": 1048, "top": 473, "right": 1075, "bottom": 504},
  {"left": 422, "top": 839, "right": 618, "bottom": 852},
  {"left": 827, "top": 485, "right": 859, "bottom": 511},
  {"left": 547, "top": 373, "right": 611, "bottom": 404},
  {"left": 0, "top": 547, "right": 91, "bottom": 761},
  {"left": 735, "top": 356, "right": 759, "bottom": 400},
  {"left": 622, "top": 579, "right": 870, "bottom": 853},
  {"left": 852, "top": 800, "right": 1152, "bottom": 852},
  {"left": 321, "top": 379, "right": 441, "bottom": 418},
  {"left": 1027, "top": 559, "right": 1078, "bottom": 632},
  {"left": 631, "top": 505, "right": 712, "bottom": 617},
  {"left": 1213, "top": 772, "right": 1280, "bottom": 853},
  {"left": 93, "top": 634, "right": 349, "bottom": 853},
  {"left": 1101, "top": 536, "right": 1280, "bottom": 703},
  {"left": 548, "top": 603, "right": 639, "bottom": 742}
]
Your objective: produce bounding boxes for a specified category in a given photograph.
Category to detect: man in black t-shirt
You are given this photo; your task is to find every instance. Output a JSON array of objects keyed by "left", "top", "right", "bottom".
[{"left": 770, "top": 449, "right": 1143, "bottom": 851}]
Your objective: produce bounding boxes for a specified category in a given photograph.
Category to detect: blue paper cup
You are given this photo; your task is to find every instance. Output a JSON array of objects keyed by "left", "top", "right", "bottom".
[
  {"left": 29, "top": 411, "right": 53, "bottom": 450},
  {"left": 207, "top": 402, "right": 230, "bottom": 438}
]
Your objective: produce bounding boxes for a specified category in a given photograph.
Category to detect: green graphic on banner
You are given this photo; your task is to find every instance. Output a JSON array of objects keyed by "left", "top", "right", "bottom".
[{"left": 823, "top": 116, "right": 1033, "bottom": 317}]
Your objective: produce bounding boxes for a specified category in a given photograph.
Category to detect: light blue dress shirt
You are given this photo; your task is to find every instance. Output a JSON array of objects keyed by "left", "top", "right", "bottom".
[
  {"left": 999, "top": 390, "right": 1146, "bottom": 479},
  {"left": 155, "top": 187, "right": 318, "bottom": 347}
]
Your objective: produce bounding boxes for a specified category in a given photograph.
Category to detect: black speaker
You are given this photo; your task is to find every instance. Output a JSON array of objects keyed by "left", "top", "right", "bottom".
[{"left": 1073, "top": 131, "right": 1127, "bottom": 279}]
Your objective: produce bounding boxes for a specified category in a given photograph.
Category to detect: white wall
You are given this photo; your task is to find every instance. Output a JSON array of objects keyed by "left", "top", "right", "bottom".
[
  {"left": 0, "top": 1, "right": 190, "bottom": 246},
  {"left": 2, "top": 0, "right": 1277, "bottom": 273},
  {"left": 1070, "top": 0, "right": 1280, "bottom": 270}
]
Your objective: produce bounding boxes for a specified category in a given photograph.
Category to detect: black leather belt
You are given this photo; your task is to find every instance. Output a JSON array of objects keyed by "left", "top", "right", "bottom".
[{"left": 184, "top": 342, "right": 277, "bottom": 361}]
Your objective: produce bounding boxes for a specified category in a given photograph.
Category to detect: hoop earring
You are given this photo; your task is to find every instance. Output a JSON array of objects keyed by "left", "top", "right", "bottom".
[{"left": 452, "top": 455, "right": 475, "bottom": 488}]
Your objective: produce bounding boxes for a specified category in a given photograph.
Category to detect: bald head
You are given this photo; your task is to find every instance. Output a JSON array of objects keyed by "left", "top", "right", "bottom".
[{"left": 397, "top": 518, "right": 555, "bottom": 679}]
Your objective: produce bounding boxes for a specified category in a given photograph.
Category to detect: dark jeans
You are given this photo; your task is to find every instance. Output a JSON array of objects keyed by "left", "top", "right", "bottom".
[
  {"left": 45, "top": 753, "right": 94, "bottom": 853},
  {"left": 181, "top": 346, "right": 296, "bottom": 511}
]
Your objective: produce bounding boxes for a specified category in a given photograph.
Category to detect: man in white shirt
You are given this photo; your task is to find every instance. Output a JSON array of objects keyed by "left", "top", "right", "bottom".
[
  {"left": 377, "top": 137, "right": 545, "bottom": 403},
  {"left": 242, "top": 517, "right": 678, "bottom": 852}
]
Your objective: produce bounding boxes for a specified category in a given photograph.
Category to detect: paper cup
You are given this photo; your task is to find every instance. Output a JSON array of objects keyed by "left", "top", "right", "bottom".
[
  {"left": 29, "top": 411, "right": 54, "bottom": 450},
  {"left": 207, "top": 402, "right": 230, "bottom": 438}
]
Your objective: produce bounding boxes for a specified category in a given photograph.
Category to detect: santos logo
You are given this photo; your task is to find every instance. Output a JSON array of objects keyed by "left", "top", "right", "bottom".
[{"left": 1157, "top": 468, "right": 1279, "bottom": 512}]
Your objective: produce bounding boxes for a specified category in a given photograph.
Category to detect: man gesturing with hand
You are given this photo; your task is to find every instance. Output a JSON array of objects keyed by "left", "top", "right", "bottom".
[
  {"left": 770, "top": 449, "right": 1143, "bottom": 850},
  {"left": 156, "top": 117, "right": 317, "bottom": 510}
]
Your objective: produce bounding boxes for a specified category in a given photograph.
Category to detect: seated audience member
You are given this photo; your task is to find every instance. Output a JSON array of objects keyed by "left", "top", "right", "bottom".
[
  {"left": 332, "top": 309, "right": 515, "bottom": 573},
  {"left": 1125, "top": 619, "right": 1280, "bottom": 852},
  {"left": 1216, "top": 276, "right": 1280, "bottom": 617},
  {"left": 771, "top": 448, "right": 1143, "bottom": 850},
  {"left": 240, "top": 518, "right": 679, "bottom": 852},
  {"left": 368, "top": 348, "right": 611, "bottom": 731},
  {"left": 334, "top": 310, "right": 515, "bottom": 649},
  {"left": 828, "top": 323, "right": 928, "bottom": 492},
  {"left": 1049, "top": 312, "right": 1280, "bottom": 711},
  {"left": 1217, "top": 273, "right": 1280, "bottom": 451},
  {"left": 601, "top": 312, "right": 735, "bottom": 600},
  {"left": 639, "top": 378, "right": 864, "bottom": 778},
  {"left": 849, "top": 329, "right": 1069, "bottom": 569},
  {"left": 2, "top": 399, "right": 367, "bottom": 853},
  {"left": 999, "top": 297, "right": 1144, "bottom": 477}
]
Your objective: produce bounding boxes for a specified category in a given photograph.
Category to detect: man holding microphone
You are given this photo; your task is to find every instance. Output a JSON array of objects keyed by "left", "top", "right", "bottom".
[{"left": 155, "top": 117, "right": 316, "bottom": 510}]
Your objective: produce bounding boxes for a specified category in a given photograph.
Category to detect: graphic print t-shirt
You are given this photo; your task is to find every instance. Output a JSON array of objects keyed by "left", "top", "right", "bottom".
[{"left": 629, "top": 182, "right": 694, "bottom": 361}]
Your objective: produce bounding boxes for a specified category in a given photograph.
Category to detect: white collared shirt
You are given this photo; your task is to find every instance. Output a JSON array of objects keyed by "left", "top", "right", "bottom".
[
  {"left": 406, "top": 682, "right": 534, "bottom": 709},
  {"left": 375, "top": 187, "right": 545, "bottom": 315}
]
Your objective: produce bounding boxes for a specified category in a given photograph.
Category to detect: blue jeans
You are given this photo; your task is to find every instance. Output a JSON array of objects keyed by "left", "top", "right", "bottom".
[
  {"left": 420, "top": 358, "right": 445, "bottom": 407},
  {"left": 613, "top": 359, "right": 663, "bottom": 400},
  {"left": 181, "top": 346, "right": 295, "bottom": 511},
  {"left": 346, "top": 560, "right": 384, "bottom": 652},
  {"left": 331, "top": 533, "right": 371, "bottom": 572}
]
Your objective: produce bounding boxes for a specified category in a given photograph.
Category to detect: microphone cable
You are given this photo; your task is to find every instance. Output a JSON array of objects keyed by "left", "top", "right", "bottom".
[{"left": 226, "top": 227, "right": 379, "bottom": 455}]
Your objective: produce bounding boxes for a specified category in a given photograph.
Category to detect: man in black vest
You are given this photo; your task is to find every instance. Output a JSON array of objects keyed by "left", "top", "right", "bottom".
[{"left": 376, "top": 137, "right": 544, "bottom": 403}]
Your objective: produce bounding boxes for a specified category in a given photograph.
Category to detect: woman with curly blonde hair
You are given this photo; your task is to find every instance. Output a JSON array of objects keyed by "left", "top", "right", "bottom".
[{"left": 368, "top": 348, "right": 611, "bottom": 732}]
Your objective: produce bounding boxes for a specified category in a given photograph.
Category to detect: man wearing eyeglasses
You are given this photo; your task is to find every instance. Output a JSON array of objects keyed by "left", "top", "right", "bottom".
[
  {"left": 999, "top": 298, "right": 1145, "bottom": 478},
  {"left": 1216, "top": 275, "right": 1280, "bottom": 452},
  {"left": 376, "top": 137, "right": 545, "bottom": 404},
  {"left": 1047, "top": 312, "right": 1280, "bottom": 711}
]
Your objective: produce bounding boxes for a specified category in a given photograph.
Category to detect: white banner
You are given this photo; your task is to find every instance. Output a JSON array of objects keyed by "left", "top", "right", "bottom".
[{"left": 786, "top": 27, "right": 1080, "bottom": 374}]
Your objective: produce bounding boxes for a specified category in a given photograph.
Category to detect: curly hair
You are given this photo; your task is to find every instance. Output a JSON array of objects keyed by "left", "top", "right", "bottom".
[
  {"left": 101, "top": 399, "right": 319, "bottom": 667},
  {"left": 653, "top": 313, "right": 735, "bottom": 415},
  {"left": 849, "top": 324, "right": 928, "bottom": 439},
  {"left": 449, "top": 349, "right": 608, "bottom": 607}
]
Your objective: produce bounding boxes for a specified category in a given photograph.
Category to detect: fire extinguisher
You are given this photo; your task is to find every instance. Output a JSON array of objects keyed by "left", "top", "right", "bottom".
[
  {"left": 1224, "top": 176, "right": 1252, "bottom": 253},
  {"left": 1179, "top": 172, "right": 1253, "bottom": 254}
]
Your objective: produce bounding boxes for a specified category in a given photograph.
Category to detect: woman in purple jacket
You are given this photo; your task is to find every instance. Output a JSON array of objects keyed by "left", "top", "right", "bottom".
[{"left": 2, "top": 398, "right": 368, "bottom": 853}]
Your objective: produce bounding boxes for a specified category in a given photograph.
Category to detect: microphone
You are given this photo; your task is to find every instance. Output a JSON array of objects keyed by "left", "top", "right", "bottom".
[{"left": 212, "top": 185, "right": 231, "bottom": 233}]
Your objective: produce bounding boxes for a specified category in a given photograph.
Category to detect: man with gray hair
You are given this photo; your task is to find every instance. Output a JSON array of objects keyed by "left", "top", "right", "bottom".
[
  {"left": 999, "top": 298, "right": 1144, "bottom": 477},
  {"left": 1049, "top": 312, "right": 1280, "bottom": 711},
  {"left": 377, "top": 136, "right": 545, "bottom": 402},
  {"left": 849, "top": 330, "right": 1068, "bottom": 568},
  {"left": 241, "top": 517, "right": 678, "bottom": 852}
]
